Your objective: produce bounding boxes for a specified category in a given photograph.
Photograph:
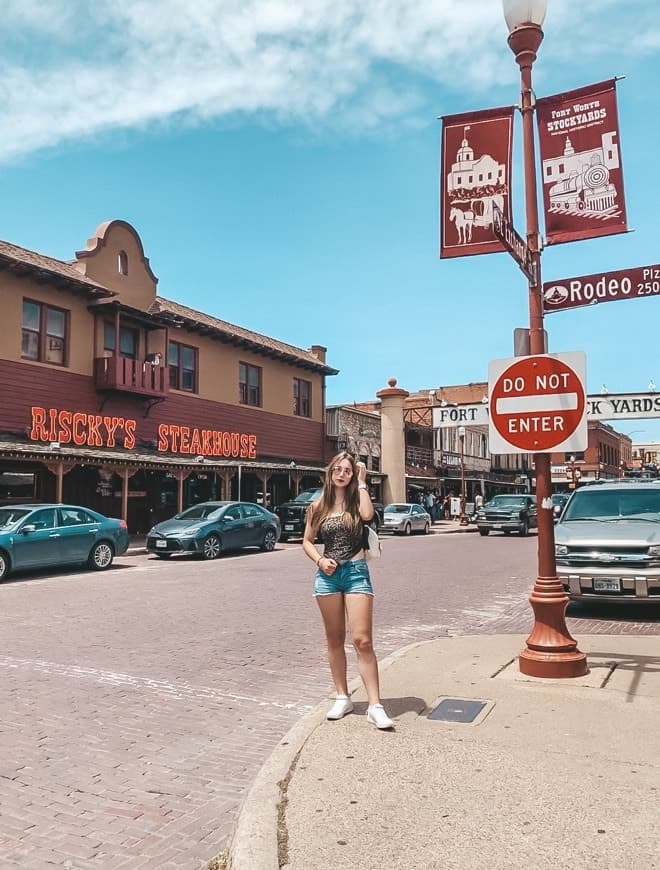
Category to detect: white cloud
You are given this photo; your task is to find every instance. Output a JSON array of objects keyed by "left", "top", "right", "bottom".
[{"left": 0, "top": 0, "right": 657, "bottom": 161}]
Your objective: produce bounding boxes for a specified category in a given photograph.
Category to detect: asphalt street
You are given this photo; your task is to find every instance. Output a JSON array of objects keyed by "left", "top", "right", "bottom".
[{"left": 1, "top": 532, "right": 657, "bottom": 869}]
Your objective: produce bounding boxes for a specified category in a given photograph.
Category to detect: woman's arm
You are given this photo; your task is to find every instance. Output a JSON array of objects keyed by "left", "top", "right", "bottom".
[
  {"left": 303, "top": 503, "right": 337, "bottom": 575},
  {"left": 356, "top": 461, "right": 374, "bottom": 522}
]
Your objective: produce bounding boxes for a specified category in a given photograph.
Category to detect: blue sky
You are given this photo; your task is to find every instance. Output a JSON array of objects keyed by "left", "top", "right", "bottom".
[{"left": 1, "top": 0, "right": 659, "bottom": 440}]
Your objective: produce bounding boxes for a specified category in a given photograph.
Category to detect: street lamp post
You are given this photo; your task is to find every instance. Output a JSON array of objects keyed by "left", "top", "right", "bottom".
[
  {"left": 457, "top": 425, "right": 469, "bottom": 526},
  {"left": 566, "top": 455, "right": 582, "bottom": 489},
  {"left": 502, "top": 0, "right": 587, "bottom": 678}
]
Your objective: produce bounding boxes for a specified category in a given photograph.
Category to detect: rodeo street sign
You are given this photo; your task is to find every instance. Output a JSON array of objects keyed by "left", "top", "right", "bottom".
[
  {"left": 492, "top": 204, "right": 536, "bottom": 284},
  {"left": 543, "top": 264, "right": 660, "bottom": 313}
]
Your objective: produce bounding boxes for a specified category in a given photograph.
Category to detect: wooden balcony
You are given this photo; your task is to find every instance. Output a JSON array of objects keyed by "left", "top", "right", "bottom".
[{"left": 94, "top": 356, "right": 168, "bottom": 399}]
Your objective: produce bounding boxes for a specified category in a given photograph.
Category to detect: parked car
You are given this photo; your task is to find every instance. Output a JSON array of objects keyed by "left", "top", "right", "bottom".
[
  {"left": 0, "top": 503, "right": 128, "bottom": 582},
  {"left": 146, "top": 501, "right": 280, "bottom": 559},
  {"left": 475, "top": 494, "right": 537, "bottom": 536},
  {"left": 276, "top": 489, "right": 384, "bottom": 541},
  {"left": 551, "top": 493, "right": 570, "bottom": 522},
  {"left": 382, "top": 503, "right": 431, "bottom": 535},
  {"left": 555, "top": 480, "right": 660, "bottom": 603}
]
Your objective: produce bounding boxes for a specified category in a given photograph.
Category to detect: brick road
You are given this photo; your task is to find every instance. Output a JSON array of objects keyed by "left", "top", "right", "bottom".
[{"left": 1, "top": 533, "right": 657, "bottom": 868}]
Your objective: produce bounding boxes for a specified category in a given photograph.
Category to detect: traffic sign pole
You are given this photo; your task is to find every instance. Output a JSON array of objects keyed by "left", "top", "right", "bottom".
[{"left": 507, "top": 22, "right": 587, "bottom": 679}]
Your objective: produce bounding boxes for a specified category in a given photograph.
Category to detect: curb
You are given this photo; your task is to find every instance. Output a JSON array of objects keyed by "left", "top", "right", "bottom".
[{"left": 227, "top": 636, "right": 438, "bottom": 870}]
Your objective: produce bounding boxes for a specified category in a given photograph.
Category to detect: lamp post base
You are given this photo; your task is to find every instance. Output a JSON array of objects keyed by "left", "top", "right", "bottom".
[{"left": 518, "top": 576, "right": 588, "bottom": 678}]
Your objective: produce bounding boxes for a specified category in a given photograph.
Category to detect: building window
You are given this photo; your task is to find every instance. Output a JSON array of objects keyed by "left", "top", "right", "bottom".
[
  {"left": 293, "top": 378, "right": 311, "bottom": 417},
  {"left": 104, "top": 322, "right": 139, "bottom": 359},
  {"left": 118, "top": 250, "right": 128, "bottom": 275},
  {"left": 371, "top": 456, "right": 380, "bottom": 472},
  {"left": 168, "top": 341, "right": 197, "bottom": 392},
  {"left": 239, "top": 362, "right": 261, "bottom": 406},
  {"left": 22, "top": 299, "right": 67, "bottom": 365}
]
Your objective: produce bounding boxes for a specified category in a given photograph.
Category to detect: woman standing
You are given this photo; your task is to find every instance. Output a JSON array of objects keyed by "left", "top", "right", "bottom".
[{"left": 303, "top": 452, "right": 394, "bottom": 729}]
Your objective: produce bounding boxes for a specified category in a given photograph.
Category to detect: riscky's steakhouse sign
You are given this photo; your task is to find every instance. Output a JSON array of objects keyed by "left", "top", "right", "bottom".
[
  {"left": 29, "top": 407, "right": 257, "bottom": 458},
  {"left": 543, "top": 264, "right": 660, "bottom": 313}
]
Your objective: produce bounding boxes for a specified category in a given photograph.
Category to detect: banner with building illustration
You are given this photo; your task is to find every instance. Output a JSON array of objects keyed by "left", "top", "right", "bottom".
[
  {"left": 536, "top": 80, "right": 628, "bottom": 245},
  {"left": 440, "top": 106, "right": 514, "bottom": 259}
]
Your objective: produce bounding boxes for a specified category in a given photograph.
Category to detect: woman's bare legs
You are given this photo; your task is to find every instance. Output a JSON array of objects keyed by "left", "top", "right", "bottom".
[
  {"left": 344, "top": 593, "right": 380, "bottom": 705},
  {"left": 316, "top": 594, "right": 349, "bottom": 696}
]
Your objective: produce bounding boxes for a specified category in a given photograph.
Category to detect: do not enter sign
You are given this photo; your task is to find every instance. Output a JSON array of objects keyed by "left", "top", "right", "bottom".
[{"left": 488, "top": 352, "right": 587, "bottom": 454}]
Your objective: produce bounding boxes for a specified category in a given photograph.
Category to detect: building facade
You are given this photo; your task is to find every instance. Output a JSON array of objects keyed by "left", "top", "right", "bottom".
[{"left": 0, "top": 221, "right": 336, "bottom": 531}]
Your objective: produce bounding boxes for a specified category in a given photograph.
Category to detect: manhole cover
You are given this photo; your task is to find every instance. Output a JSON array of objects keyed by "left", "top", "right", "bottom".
[{"left": 428, "top": 698, "right": 488, "bottom": 724}]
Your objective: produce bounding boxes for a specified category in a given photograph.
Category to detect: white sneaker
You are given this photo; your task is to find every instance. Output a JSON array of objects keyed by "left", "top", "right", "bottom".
[
  {"left": 326, "top": 696, "right": 354, "bottom": 720},
  {"left": 367, "top": 704, "right": 394, "bottom": 729}
]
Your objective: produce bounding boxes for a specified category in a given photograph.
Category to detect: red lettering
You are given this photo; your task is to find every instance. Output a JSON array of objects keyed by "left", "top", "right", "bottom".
[
  {"left": 103, "top": 416, "right": 122, "bottom": 448},
  {"left": 157, "top": 423, "right": 169, "bottom": 452},
  {"left": 87, "top": 415, "right": 103, "bottom": 447},
  {"left": 58, "top": 410, "right": 72, "bottom": 443},
  {"left": 179, "top": 426, "right": 190, "bottom": 453},
  {"left": 222, "top": 432, "right": 232, "bottom": 457},
  {"left": 72, "top": 412, "right": 87, "bottom": 445},
  {"left": 47, "top": 407, "right": 58, "bottom": 441},
  {"left": 30, "top": 407, "right": 48, "bottom": 441},
  {"left": 189, "top": 428, "right": 201, "bottom": 455},
  {"left": 201, "top": 429, "right": 212, "bottom": 454},
  {"left": 230, "top": 432, "right": 240, "bottom": 457},
  {"left": 124, "top": 419, "right": 136, "bottom": 450},
  {"left": 169, "top": 425, "right": 180, "bottom": 452},
  {"left": 240, "top": 433, "right": 249, "bottom": 457},
  {"left": 212, "top": 430, "right": 222, "bottom": 456},
  {"left": 248, "top": 434, "right": 257, "bottom": 459}
]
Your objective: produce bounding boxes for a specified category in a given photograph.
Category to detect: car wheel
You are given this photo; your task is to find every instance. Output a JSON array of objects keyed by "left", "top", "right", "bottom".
[
  {"left": 88, "top": 541, "right": 114, "bottom": 570},
  {"left": 0, "top": 549, "right": 10, "bottom": 581},
  {"left": 404, "top": 523, "right": 412, "bottom": 536},
  {"left": 520, "top": 520, "right": 529, "bottom": 537},
  {"left": 261, "top": 529, "right": 277, "bottom": 551},
  {"left": 202, "top": 534, "right": 222, "bottom": 560},
  {"left": 423, "top": 522, "right": 430, "bottom": 535},
  {"left": 479, "top": 529, "right": 489, "bottom": 537}
]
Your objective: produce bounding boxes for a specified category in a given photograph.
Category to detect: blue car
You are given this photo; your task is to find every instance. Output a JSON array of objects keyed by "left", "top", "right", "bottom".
[
  {"left": 0, "top": 503, "right": 129, "bottom": 582},
  {"left": 146, "top": 500, "right": 281, "bottom": 559}
]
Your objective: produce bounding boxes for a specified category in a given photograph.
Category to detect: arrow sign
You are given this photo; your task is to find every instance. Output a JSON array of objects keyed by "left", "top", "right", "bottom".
[
  {"left": 492, "top": 203, "right": 537, "bottom": 284},
  {"left": 488, "top": 352, "right": 587, "bottom": 455}
]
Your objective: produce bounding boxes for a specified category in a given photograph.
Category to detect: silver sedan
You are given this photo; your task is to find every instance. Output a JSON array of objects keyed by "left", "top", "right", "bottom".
[{"left": 382, "top": 503, "right": 431, "bottom": 536}]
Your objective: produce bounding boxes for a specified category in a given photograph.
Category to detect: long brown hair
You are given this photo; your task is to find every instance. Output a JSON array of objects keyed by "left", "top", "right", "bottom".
[{"left": 308, "top": 452, "right": 362, "bottom": 535}]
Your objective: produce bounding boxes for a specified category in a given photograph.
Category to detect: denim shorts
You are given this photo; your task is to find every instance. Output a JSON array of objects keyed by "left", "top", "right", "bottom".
[{"left": 314, "top": 557, "right": 374, "bottom": 597}]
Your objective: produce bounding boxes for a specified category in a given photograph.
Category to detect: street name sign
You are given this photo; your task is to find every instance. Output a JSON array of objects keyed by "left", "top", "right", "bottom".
[
  {"left": 488, "top": 352, "right": 587, "bottom": 455},
  {"left": 492, "top": 203, "right": 536, "bottom": 284},
  {"left": 543, "top": 264, "right": 660, "bottom": 313}
]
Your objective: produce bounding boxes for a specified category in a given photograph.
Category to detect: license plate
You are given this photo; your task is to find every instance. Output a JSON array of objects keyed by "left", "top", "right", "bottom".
[
  {"left": 284, "top": 524, "right": 294, "bottom": 531},
  {"left": 493, "top": 524, "right": 502, "bottom": 530},
  {"left": 594, "top": 578, "right": 620, "bottom": 592},
  {"left": 156, "top": 540, "right": 167, "bottom": 548}
]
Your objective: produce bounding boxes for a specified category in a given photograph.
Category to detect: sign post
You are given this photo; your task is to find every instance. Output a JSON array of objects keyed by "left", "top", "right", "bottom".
[{"left": 492, "top": 203, "right": 537, "bottom": 283}]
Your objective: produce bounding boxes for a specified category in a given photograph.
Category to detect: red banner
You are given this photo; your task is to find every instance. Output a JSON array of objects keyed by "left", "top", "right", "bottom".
[
  {"left": 536, "top": 80, "right": 627, "bottom": 245},
  {"left": 440, "top": 106, "right": 514, "bottom": 259}
]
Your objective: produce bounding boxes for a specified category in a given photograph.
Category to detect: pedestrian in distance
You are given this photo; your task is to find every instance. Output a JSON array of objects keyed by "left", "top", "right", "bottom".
[{"left": 303, "top": 451, "right": 394, "bottom": 729}]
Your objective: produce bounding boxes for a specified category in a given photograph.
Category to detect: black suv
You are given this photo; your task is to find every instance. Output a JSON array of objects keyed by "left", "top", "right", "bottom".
[
  {"left": 276, "top": 488, "right": 384, "bottom": 541},
  {"left": 475, "top": 494, "right": 537, "bottom": 537}
]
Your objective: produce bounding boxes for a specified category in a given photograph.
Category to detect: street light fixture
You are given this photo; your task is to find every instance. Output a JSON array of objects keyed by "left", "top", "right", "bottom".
[
  {"left": 502, "top": 0, "right": 587, "bottom": 678},
  {"left": 457, "top": 426, "right": 469, "bottom": 526}
]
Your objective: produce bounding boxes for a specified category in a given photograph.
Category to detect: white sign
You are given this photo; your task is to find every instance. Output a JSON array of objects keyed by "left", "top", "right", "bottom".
[{"left": 433, "top": 404, "right": 490, "bottom": 428}]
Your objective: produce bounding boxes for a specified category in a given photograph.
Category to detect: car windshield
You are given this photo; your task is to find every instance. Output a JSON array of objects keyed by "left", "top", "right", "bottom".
[
  {"left": 293, "top": 489, "right": 322, "bottom": 504},
  {"left": 486, "top": 496, "right": 527, "bottom": 508},
  {"left": 174, "top": 504, "right": 223, "bottom": 521},
  {"left": 0, "top": 508, "right": 31, "bottom": 527},
  {"left": 562, "top": 488, "right": 660, "bottom": 521},
  {"left": 385, "top": 505, "right": 411, "bottom": 514}
]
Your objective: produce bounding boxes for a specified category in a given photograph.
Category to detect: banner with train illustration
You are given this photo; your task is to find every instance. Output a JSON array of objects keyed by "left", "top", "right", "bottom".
[
  {"left": 536, "top": 80, "right": 628, "bottom": 245},
  {"left": 440, "top": 106, "right": 514, "bottom": 259}
]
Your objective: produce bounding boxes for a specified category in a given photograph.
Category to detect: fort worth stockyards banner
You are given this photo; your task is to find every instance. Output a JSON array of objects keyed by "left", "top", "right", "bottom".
[
  {"left": 536, "top": 80, "right": 628, "bottom": 245},
  {"left": 440, "top": 106, "right": 514, "bottom": 259}
]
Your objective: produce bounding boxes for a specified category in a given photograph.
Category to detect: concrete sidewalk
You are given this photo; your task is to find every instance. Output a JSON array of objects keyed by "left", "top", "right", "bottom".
[{"left": 228, "top": 634, "right": 660, "bottom": 870}]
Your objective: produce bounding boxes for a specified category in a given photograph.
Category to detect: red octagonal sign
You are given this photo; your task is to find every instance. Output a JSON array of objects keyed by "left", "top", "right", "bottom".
[{"left": 488, "top": 352, "right": 587, "bottom": 454}]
